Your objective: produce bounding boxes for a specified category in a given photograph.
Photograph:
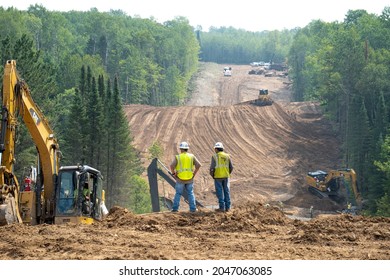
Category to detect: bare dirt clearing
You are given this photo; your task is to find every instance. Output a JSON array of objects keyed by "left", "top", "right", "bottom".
[
  {"left": 1, "top": 63, "right": 389, "bottom": 260},
  {"left": 1, "top": 202, "right": 389, "bottom": 260}
]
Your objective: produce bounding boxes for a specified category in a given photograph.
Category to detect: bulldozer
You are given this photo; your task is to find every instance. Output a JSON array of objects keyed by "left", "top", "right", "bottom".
[{"left": 249, "top": 89, "right": 273, "bottom": 106}]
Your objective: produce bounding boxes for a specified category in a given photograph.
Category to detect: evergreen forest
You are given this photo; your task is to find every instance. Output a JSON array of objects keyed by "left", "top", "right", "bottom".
[{"left": 0, "top": 5, "right": 389, "bottom": 216}]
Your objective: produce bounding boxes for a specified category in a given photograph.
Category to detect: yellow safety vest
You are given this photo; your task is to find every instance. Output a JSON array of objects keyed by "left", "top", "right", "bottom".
[
  {"left": 213, "top": 152, "right": 230, "bottom": 178},
  {"left": 175, "top": 153, "right": 194, "bottom": 180}
]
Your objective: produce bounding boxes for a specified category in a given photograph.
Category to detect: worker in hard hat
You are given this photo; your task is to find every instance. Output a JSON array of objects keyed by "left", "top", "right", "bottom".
[
  {"left": 210, "top": 142, "right": 234, "bottom": 212},
  {"left": 169, "top": 141, "right": 202, "bottom": 213}
]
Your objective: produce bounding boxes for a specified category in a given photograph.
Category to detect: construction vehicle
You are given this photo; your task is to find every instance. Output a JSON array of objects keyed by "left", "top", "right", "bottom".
[
  {"left": 306, "top": 168, "right": 362, "bottom": 212},
  {"left": 248, "top": 89, "right": 273, "bottom": 106},
  {"left": 223, "top": 67, "right": 232, "bottom": 77},
  {"left": 248, "top": 68, "right": 265, "bottom": 75},
  {"left": 0, "top": 60, "right": 107, "bottom": 226}
]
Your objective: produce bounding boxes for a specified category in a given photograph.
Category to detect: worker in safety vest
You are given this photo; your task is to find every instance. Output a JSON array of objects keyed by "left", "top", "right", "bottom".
[
  {"left": 210, "top": 142, "right": 234, "bottom": 212},
  {"left": 169, "top": 141, "right": 201, "bottom": 212}
]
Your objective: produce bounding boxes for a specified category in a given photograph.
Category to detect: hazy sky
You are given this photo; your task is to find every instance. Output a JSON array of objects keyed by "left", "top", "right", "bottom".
[{"left": 1, "top": 0, "right": 389, "bottom": 31}]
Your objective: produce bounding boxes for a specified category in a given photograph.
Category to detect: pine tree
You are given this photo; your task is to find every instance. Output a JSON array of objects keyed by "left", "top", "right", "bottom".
[
  {"left": 95, "top": 74, "right": 106, "bottom": 172},
  {"left": 62, "top": 88, "right": 85, "bottom": 165},
  {"left": 104, "top": 76, "right": 143, "bottom": 208},
  {"left": 85, "top": 76, "right": 104, "bottom": 168},
  {"left": 103, "top": 78, "right": 114, "bottom": 204}
]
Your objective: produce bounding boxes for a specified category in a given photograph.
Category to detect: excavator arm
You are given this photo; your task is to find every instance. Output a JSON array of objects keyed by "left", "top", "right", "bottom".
[
  {"left": 0, "top": 60, "right": 59, "bottom": 225},
  {"left": 0, "top": 60, "right": 21, "bottom": 224},
  {"left": 13, "top": 66, "right": 60, "bottom": 201},
  {"left": 1, "top": 60, "right": 106, "bottom": 225},
  {"left": 330, "top": 169, "right": 362, "bottom": 208}
]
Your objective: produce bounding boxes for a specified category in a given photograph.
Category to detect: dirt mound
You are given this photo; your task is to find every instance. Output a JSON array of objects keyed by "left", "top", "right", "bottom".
[
  {"left": 1, "top": 201, "right": 389, "bottom": 260},
  {"left": 102, "top": 201, "right": 290, "bottom": 233}
]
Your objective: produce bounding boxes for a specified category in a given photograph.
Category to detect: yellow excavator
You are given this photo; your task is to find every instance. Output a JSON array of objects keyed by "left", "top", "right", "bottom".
[
  {"left": 0, "top": 60, "right": 107, "bottom": 226},
  {"left": 306, "top": 168, "right": 362, "bottom": 212}
]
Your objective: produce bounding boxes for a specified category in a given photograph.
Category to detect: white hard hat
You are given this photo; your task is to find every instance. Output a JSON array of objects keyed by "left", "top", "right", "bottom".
[
  {"left": 214, "top": 142, "right": 224, "bottom": 149},
  {"left": 179, "top": 141, "right": 189, "bottom": 149}
]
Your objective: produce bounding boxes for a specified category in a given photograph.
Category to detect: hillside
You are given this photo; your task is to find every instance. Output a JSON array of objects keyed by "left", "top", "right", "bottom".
[
  {"left": 0, "top": 63, "right": 389, "bottom": 261},
  {"left": 124, "top": 63, "right": 343, "bottom": 214}
]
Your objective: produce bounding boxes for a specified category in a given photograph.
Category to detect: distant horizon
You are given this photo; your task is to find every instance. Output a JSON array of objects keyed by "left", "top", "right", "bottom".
[{"left": 1, "top": 0, "right": 389, "bottom": 32}]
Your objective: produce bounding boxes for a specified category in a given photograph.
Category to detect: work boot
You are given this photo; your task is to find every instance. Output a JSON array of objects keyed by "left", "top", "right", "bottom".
[{"left": 215, "top": 208, "right": 225, "bottom": 212}]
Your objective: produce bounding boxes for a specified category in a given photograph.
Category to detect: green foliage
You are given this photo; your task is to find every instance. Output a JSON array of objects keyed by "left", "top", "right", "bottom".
[
  {"left": 104, "top": 76, "right": 143, "bottom": 208},
  {"left": 374, "top": 134, "right": 390, "bottom": 208},
  {"left": 375, "top": 134, "right": 390, "bottom": 175},
  {"left": 126, "top": 175, "right": 152, "bottom": 214},
  {"left": 0, "top": 33, "right": 57, "bottom": 179},
  {"left": 199, "top": 27, "right": 295, "bottom": 64},
  {"left": 375, "top": 193, "right": 390, "bottom": 217},
  {"left": 0, "top": 7, "right": 200, "bottom": 106},
  {"left": 59, "top": 67, "right": 144, "bottom": 209},
  {"left": 148, "top": 141, "right": 164, "bottom": 160},
  {"left": 61, "top": 88, "right": 85, "bottom": 165},
  {"left": 57, "top": 54, "right": 106, "bottom": 91}
]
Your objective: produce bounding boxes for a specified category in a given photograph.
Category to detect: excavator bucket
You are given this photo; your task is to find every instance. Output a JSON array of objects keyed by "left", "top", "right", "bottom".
[{"left": 0, "top": 194, "right": 22, "bottom": 225}]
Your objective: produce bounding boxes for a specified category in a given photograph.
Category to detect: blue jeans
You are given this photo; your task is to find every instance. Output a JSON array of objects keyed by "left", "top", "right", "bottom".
[
  {"left": 172, "top": 182, "right": 197, "bottom": 211},
  {"left": 214, "top": 178, "right": 231, "bottom": 210}
]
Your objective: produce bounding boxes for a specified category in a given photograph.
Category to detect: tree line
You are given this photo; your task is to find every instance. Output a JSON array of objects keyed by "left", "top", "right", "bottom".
[
  {"left": 0, "top": 5, "right": 199, "bottom": 107},
  {"left": 197, "top": 26, "right": 295, "bottom": 64}
]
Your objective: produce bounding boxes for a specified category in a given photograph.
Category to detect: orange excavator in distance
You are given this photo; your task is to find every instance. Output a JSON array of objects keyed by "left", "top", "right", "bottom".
[{"left": 0, "top": 60, "right": 107, "bottom": 226}]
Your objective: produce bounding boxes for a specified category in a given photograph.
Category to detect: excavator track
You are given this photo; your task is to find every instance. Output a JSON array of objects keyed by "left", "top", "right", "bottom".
[
  {"left": 308, "top": 186, "right": 345, "bottom": 204},
  {"left": 308, "top": 186, "right": 326, "bottom": 199}
]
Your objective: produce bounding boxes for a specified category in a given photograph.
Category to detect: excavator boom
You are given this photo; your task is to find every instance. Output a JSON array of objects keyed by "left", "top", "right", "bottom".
[{"left": 0, "top": 60, "right": 106, "bottom": 225}]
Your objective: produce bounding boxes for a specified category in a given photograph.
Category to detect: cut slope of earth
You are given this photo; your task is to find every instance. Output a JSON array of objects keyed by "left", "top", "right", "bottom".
[{"left": 125, "top": 63, "right": 342, "bottom": 213}]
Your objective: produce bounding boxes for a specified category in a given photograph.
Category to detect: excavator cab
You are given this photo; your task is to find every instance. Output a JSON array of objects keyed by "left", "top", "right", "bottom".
[{"left": 55, "top": 165, "right": 105, "bottom": 224}]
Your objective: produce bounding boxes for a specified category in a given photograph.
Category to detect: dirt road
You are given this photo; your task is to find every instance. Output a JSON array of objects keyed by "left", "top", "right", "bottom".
[{"left": 0, "top": 63, "right": 389, "bottom": 260}]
